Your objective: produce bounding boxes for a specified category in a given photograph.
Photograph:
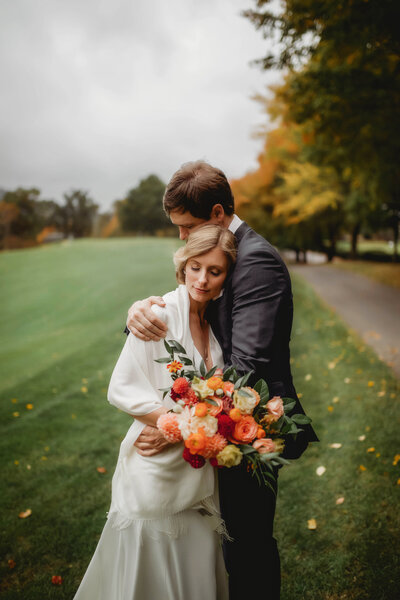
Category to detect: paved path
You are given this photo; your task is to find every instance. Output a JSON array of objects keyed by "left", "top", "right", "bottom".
[{"left": 289, "top": 262, "right": 400, "bottom": 378}]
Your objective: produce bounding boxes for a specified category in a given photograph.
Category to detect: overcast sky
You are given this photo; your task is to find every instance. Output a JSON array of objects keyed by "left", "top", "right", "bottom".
[{"left": 0, "top": 0, "right": 281, "bottom": 211}]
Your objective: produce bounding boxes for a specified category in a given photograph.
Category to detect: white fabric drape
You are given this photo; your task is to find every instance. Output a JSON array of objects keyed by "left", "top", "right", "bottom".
[{"left": 73, "top": 285, "right": 228, "bottom": 600}]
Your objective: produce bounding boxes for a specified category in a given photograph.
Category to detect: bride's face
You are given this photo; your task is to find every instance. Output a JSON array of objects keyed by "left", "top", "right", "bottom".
[{"left": 185, "top": 246, "right": 229, "bottom": 304}]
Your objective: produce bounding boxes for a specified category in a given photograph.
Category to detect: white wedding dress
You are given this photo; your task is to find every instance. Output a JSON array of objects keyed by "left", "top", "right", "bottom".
[{"left": 73, "top": 286, "right": 229, "bottom": 600}]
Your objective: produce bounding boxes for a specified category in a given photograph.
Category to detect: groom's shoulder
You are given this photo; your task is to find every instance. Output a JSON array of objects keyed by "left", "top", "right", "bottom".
[{"left": 237, "top": 223, "right": 288, "bottom": 270}]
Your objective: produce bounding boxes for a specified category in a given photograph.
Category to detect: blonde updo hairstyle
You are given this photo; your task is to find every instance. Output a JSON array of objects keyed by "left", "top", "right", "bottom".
[{"left": 173, "top": 224, "right": 237, "bottom": 285}]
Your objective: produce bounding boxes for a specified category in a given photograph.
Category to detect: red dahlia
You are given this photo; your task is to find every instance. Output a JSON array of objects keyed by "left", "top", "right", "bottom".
[
  {"left": 182, "top": 447, "right": 205, "bottom": 468},
  {"left": 216, "top": 413, "right": 236, "bottom": 438}
]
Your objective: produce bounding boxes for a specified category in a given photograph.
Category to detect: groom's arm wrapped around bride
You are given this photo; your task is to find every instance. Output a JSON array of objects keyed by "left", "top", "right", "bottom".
[{"left": 205, "top": 223, "right": 319, "bottom": 460}]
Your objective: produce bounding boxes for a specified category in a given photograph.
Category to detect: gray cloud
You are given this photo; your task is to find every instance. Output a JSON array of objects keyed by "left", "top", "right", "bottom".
[{"left": 0, "top": 0, "right": 281, "bottom": 210}]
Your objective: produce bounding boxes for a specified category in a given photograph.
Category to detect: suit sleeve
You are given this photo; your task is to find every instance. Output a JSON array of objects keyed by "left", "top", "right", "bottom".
[{"left": 229, "top": 244, "right": 289, "bottom": 384}]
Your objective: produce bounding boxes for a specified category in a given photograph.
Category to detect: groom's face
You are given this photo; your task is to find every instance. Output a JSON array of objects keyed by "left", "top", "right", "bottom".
[{"left": 169, "top": 207, "right": 224, "bottom": 240}]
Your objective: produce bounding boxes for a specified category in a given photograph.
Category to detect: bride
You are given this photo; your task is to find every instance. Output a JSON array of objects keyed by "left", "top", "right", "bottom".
[{"left": 73, "top": 225, "right": 236, "bottom": 600}]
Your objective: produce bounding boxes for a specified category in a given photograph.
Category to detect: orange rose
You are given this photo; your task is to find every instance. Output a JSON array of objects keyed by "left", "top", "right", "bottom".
[
  {"left": 207, "top": 376, "right": 224, "bottom": 391},
  {"left": 223, "top": 381, "right": 235, "bottom": 396},
  {"left": 232, "top": 415, "right": 258, "bottom": 444},
  {"left": 195, "top": 403, "right": 209, "bottom": 417},
  {"left": 229, "top": 408, "right": 242, "bottom": 422},
  {"left": 185, "top": 427, "right": 207, "bottom": 455}
]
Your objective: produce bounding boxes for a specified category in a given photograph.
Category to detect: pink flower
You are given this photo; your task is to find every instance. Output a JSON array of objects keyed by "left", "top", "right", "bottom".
[
  {"left": 266, "top": 396, "right": 284, "bottom": 421},
  {"left": 252, "top": 438, "right": 276, "bottom": 454},
  {"left": 157, "top": 413, "right": 183, "bottom": 443}
]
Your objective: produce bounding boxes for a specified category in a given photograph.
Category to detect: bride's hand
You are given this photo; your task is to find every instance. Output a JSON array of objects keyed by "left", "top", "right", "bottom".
[
  {"left": 134, "top": 425, "right": 171, "bottom": 456},
  {"left": 126, "top": 297, "right": 167, "bottom": 342}
]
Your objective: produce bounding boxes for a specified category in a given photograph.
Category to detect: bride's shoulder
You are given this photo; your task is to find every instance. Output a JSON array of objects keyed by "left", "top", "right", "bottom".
[{"left": 151, "top": 285, "right": 187, "bottom": 325}]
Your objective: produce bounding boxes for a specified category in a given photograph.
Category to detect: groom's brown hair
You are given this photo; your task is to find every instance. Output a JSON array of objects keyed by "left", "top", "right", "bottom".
[{"left": 163, "top": 160, "right": 235, "bottom": 220}]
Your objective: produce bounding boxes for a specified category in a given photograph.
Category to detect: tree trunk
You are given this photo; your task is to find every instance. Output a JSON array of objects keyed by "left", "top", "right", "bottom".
[
  {"left": 393, "top": 221, "right": 399, "bottom": 263},
  {"left": 350, "top": 222, "right": 361, "bottom": 259}
]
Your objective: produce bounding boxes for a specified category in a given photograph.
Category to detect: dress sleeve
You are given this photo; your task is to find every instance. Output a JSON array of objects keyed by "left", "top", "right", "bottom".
[{"left": 107, "top": 305, "right": 168, "bottom": 416}]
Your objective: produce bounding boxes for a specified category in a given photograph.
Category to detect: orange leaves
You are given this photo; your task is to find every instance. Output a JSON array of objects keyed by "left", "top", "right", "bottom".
[
  {"left": 18, "top": 509, "right": 32, "bottom": 519},
  {"left": 8, "top": 559, "right": 16, "bottom": 569},
  {"left": 52, "top": 575, "right": 63, "bottom": 585},
  {"left": 96, "top": 467, "right": 107, "bottom": 474}
]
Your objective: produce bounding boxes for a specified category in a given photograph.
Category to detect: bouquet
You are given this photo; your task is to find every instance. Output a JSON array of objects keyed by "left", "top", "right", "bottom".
[{"left": 155, "top": 339, "right": 312, "bottom": 493}]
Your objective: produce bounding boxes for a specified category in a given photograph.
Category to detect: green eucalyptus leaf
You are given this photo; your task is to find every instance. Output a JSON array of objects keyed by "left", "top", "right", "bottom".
[
  {"left": 169, "top": 340, "right": 186, "bottom": 354},
  {"left": 154, "top": 357, "right": 171, "bottom": 364},
  {"left": 199, "top": 359, "right": 206, "bottom": 377},
  {"left": 291, "top": 414, "right": 312, "bottom": 425},
  {"left": 204, "top": 397, "right": 218, "bottom": 406},
  {"left": 204, "top": 365, "right": 218, "bottom": 379}
]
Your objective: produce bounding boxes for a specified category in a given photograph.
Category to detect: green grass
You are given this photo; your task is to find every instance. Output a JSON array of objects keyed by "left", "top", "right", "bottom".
[
  {"left": 336, "top": 239, "right": 400, "bottom": 258},
  {"left": 1, "top": 239, "right": 399, "bottom": 599},
  {"left": 332, "top": 259, "right": 400, "bottom": 290}
]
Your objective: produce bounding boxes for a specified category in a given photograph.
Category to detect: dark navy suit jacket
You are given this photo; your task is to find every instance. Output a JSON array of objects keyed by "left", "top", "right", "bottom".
[{"left": 206, "top": 221, "right": 318, "bottom": 458}]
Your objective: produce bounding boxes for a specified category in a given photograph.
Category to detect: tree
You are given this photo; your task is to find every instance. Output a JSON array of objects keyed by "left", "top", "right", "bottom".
[
  {"left": 61, "top": 190, "right": 98, "bottom": 238},
  {"left": 244, "top": 0, "right": 400, "bottom": 258},
  {"left": 1, "top": 188, "right": 42, "bottom": 239},
  {"left": 117, "top": 175, "right": 169, "bottom": 234},
  {"left": 0, "top": 201, "right": 19, "bottom": 249}
]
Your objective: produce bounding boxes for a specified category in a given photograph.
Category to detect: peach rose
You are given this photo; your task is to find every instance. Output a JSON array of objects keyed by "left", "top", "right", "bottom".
[
  {"left": 232, "top": 415, "right": 258, "bottom": 444},
  {"left": 266, "top": 396, "right": 284, "bottom": 421},
  {"left": 208, "top": 397, "right": 223, "bottom": 417},
  {"left": 252, "top": 438, "right": 276, "bottom": 454}
]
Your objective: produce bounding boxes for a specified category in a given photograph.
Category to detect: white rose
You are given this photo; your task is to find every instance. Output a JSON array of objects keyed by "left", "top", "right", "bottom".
[
  {"left": 190, "top": 414, "right": 218, "bottom": 437},
  {"left": 233, "top": 387, "right": 259, "bottom": 415}
]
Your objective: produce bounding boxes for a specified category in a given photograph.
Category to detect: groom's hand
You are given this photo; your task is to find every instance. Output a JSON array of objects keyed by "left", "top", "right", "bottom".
[
  {"left": 126, "top": 297, "right": 167, "bottom": 342},
  {"left": 134, "top": 425, "right": 171, "bottom": 456}
]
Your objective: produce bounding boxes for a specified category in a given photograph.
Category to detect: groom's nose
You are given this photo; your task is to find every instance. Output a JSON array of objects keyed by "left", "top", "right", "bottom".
[{"left": 178, "top": 227, "right": 189, "bottom": 240}]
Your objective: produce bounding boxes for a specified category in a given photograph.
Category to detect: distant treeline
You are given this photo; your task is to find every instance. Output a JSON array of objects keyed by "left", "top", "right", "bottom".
[{"left": 0, "top": 175, "right": 174, "bottom": 250}]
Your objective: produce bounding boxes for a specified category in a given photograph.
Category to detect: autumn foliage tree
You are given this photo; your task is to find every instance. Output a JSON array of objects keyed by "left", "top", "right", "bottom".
[{"left": 242, "top": 0, "right": 400, "bottom": 259}]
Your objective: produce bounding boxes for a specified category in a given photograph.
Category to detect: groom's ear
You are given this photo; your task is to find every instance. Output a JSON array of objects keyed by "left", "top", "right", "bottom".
[{"left": 210, "top": 204, "right": 225, "bottom": 224}]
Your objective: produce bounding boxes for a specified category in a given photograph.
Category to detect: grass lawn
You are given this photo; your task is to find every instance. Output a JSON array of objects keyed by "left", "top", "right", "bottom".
[
  {"left": 332, "top": 259, "right": 400, "bottom": 290},
  {"left": 1, "top": 239, "right": 399, "bottom": 599}
]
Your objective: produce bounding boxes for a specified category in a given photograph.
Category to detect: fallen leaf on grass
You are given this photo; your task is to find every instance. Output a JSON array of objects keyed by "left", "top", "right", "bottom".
[
  {"left": 18, "top": 509, "right": 32, "bottom": 519},
  {"left": 8, "top": 559, "right": 16, "bottom": 569},
  {"left": 344, "top": 378, "right": 351, "bottom": 384},
  {"left": 397, "top": 479, "right": 400, "bottom": 486},
  {"left": 378, "top": 391, "right": 385, "bottom": 397},
  {"left": 332, "top": 396, "right": 340, "bottom": 404},
  {"left": 11, "top": 398, "right": 18, "bottom": 404},
  {"left": 359, "top": 465, "right": 367, "bottom": 472},
  {"left": 307, "top": 519, "right": 317, "bottom": 530},
  {"left": 329, "top": 443, "right": 342, "bottom": 449},
  {"left": 81, "top": 386, "right": 88, "bottom": 393},
  {"left": 336, "top": 497, "right": 345, "bottom": 505},
  {"left": 51, "top": 575, "right": 63, "bottom": 585},
  {"left": 305, "top": 374, "right": 312, "bottom": 381},
  {"left": 368, "top": 381, "right": 374, "bottom": 387},
  {"left": 393, "top": 455, "right": 400, "bottom": 466},
  {"left": 328, "top": 406, "right": 334, "bottom": 412},
  {"left": 97, "top": 467, "right": 107, "bottom": 474},
  {"left": 14, "top": 460, "right": 19, "bottom": 465},
  {"left": 316, "top": 466, "right": 326, "bottom": 476},
  {"left": 82, "top": 378, "right": 88, "bottom": 384},
  {"left": 26, "top": 403, "right": 33, "bottom": 410},
  {"left": 367, "top": 447, "right": 375, "bottom": 453},
  {"left": 358, "top": 435, "right": 366, "bottom": 441}
]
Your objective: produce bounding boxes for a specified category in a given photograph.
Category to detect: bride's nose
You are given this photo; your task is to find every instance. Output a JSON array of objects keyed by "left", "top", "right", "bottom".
[{"left": 197, "top": 269, "right": 208, "bottom": 285}]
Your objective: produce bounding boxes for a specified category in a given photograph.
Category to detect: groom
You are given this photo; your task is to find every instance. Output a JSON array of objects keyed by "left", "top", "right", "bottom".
[{"left": 125, "top": 160, "right": 318, "bottom": 599}]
